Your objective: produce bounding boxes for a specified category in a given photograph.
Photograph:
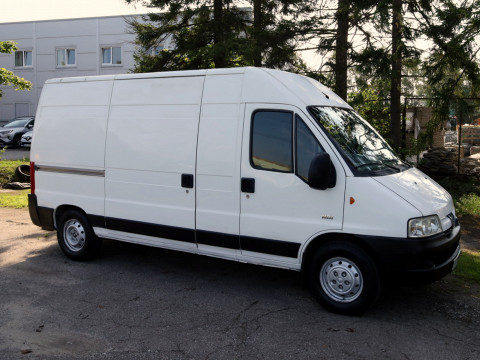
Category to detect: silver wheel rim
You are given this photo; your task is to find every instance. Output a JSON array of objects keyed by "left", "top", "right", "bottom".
[
  {"left": 320, "top": 257, "right": 363, "bottom": 303},
  {"left": 63, "top": 219, "right": 86, "bottom": 252}
]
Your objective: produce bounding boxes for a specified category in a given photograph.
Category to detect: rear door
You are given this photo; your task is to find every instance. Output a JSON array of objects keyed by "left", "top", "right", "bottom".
[{"left": 239, "top": 104, "right": 345, "bottom": 266}]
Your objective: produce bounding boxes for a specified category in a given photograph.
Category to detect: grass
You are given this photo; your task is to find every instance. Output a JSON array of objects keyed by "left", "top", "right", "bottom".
[
  {"left": 434, "top": 175, "right": 480, "bottom": 285},
  {"left": 0, "top": 189, "right": 29, "bottom": 208},
  {"left": 0, "top": 159, "right": 30, "bottom": 186},
  {"left": 455, "top": 249, "right": 480, "bottom": 284},
  {"left": 455, "top": 193, "right": 480, "bottom": 216},
  {"left": 0, "top": 157, "right": 30, "bottom": 208},
  {"left": 434, "top": 175, "right": 480, "bottom": 216}
]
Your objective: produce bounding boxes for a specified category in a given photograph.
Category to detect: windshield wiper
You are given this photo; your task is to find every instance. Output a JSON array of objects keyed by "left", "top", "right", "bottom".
[
  {"left": 384, "top": 159, "right": 409, "bottom": 172},
  {"left": 383, "top": 163, "right": 401, "bottom": 172},
  {"left": 354, "top": 161, "right": 401, "bottom": 172},
  {"left": 353, "top": 162, "right": 384, "bottom": 170}
]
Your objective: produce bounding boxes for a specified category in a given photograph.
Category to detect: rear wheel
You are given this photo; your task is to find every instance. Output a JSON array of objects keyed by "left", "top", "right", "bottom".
[
  {"left": 308, "top": 241, "right": 381, "bottom": 315},
  {"left": 57, "top": 209, "right": 101, "bottom": 260}
]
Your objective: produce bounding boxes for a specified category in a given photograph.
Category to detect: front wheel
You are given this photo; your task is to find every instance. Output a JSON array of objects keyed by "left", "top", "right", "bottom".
[
  {"left": 57, "top": 209, "right": 102, "bottom": 261},
  {"left": 13, "top": 134, "right": 22, "bottom": 148},
  {"left": 308, "top": 241, "right": 381, "bottom": 315}
]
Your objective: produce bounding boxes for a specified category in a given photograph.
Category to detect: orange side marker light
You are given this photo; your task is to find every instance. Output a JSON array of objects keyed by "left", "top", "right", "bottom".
[{"left": 350, "top": 197, "right": 355, "bottom": 205}]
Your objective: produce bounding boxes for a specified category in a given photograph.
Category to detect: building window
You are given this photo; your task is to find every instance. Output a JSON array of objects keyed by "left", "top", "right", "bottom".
[
  {"left": 56, "top": 48, "right": 76, "bottom": 66},
  {"left": 149, "top": 45, "right": 165, "bottom": 55},
  {"left": 15, "top": 50, "right": 33, "bottom": 67},
  {"left": 102, "top": 46, "right": 122, "bottom": 65}
]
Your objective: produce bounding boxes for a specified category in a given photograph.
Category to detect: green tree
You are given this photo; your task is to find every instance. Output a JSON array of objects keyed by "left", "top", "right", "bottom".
[
  {"left": 344, "top": 0, "right": 480, "bottom": 149},
  {"left": 349, "top": 79, "right": 391, "bottom": 139},
  {"left": 125, "top": 0, "right": 311, "bottom": 72},
  {"left": 0, "top": 41, "right": 32, "bottom": 99}
]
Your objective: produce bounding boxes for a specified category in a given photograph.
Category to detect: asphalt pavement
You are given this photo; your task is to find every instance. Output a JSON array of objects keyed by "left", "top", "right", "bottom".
[
  {"left": 0, "top": 147, "right": 30, "bottom": 161},
  {"left": 1, "top": 207, "right": 479, "bottom": 360}
]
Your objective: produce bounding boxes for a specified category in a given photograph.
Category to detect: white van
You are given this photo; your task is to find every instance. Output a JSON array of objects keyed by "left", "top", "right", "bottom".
[{"left": 28, "top": 67, "right": 461, "bottom": 315}]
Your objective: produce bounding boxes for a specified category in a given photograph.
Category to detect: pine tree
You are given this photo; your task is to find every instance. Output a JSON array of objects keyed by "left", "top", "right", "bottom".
[{"left": 125, "top": 0, "right": 312, "bottom": 72}]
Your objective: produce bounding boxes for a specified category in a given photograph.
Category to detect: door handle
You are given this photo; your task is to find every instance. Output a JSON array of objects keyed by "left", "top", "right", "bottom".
[
  {"left": 181, "top": 174, "right": 194, "bottom": 188},
  {"left": 241, "top": 178, "right": 255, "bottom": 193}
]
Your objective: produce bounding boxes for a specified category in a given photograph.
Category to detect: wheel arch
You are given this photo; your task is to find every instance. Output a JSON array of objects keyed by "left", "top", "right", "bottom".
[
  {"left": 301, "top": 232, "right": 383, "bottom": 275},
  {"left": 54, "top": 204, "right": 89, "bottom": 229}
]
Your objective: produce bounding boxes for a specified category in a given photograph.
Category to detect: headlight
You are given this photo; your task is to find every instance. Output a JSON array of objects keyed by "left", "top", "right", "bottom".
[
  {"left": 408, "top": 215, "right": 443, "bottom": 238},
  {"left": 0, "top": 130, "right": 13, "bottom": 135}
]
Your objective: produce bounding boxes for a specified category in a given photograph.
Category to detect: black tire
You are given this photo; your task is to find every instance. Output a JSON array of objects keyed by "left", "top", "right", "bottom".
[
  {"left": 308, "top": 241, "right": 381, "bottom": 316},
  {"left": 15, "top": 165, "right": 30, "bottom": 182},
  {"left": 13, "top": 134, "right": 22, "bottom": 148},
  {"left": 57, "top": 209, "right": 102, "bottom": 261}
]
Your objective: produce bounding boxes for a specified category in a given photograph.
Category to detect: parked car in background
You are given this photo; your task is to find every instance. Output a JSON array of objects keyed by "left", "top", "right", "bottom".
[
  {"left": 21, "top": 130, "right": 33, "bottom": 148},
  {"left": 0, "top": 116, "right": 35, "bottom": 147}
]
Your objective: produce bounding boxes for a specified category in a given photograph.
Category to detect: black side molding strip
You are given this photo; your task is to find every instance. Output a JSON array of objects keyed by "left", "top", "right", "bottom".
[
  {"left": 101, "top": 216, "right": 299, "bottom": 258},
  {"left": 241, "top": 236, "right": 301, "bottom": 258},
  {"left": 88, "top": 214, "right": 106, "bottom": 228},
  {"left": 105, "top": 217, "right": 196, "bottom": 244},
  {"left": 100, "top": 216, "right": 300, "bottom": 258},
  {"left": 29, "top": 207, "right": 300, "bottom": 259},
  {"left": 197, "top": 230, "right": 240, "bottom": 250}
]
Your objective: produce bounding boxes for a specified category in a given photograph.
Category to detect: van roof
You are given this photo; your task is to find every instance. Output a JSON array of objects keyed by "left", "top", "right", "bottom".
[{"left": 45, "top": 67, "right": 351, "bottom": 110}]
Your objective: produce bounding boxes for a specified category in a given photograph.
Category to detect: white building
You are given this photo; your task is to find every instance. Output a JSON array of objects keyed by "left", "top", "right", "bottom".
[{"left": 0, "top": 15, "right": 141, "bottom": 123}]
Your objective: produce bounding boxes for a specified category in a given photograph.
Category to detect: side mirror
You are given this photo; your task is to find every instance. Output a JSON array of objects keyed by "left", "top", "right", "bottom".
[{"left": 308, "top": 153, "right": 336, "bottom": 190}]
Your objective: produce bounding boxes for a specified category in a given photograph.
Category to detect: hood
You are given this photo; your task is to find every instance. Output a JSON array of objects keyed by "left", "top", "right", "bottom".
[
  {"left": 373, "top": 167, "right": 454, "bottom": 223},
  {"left": 0, "top": 126, "right": 23, "bottom": 132}
]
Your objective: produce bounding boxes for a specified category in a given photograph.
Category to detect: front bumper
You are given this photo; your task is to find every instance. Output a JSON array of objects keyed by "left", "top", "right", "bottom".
[
  {"left": 358, "top": 224, "right": 461, "bottom": 284},
  {"left": 0, "top": 133, "right": 14, "bottom": 145}
]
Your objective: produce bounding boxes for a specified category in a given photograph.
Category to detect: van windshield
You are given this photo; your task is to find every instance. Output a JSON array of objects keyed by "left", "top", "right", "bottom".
[{"left": 309, "top": 106, "right": 409, "bottom": 176}]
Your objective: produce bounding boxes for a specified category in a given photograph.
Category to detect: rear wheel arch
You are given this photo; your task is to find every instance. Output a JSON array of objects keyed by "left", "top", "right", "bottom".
[{"left": 54, "top": 205, "right": 87, "bottom": 229}]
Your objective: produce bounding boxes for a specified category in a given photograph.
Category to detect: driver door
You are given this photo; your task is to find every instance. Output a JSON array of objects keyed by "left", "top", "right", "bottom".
[{"left": 239, "top": 104, "right": 345, "bottom": 265}]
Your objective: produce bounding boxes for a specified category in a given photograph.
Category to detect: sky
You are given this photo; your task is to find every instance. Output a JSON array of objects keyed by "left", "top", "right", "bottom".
[
  {"left": 0, "top": 0, "right": 321, "bottom": 67},
  {"left": 0, "top": 0, "right": 151, "bottom": 23}
]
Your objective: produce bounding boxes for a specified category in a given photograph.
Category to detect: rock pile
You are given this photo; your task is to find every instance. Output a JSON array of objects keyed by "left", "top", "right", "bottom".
[
  {"left": 460, "top": 153, "right": 480, "bottom": 177},
  {"left": 419, "top": 147, "right": 458, "bottom": 175},
  {"left": 444, "top": 130, "right": 457, "bottom": 144},
  {"left": 444, "top": 144, "right": 469, "bottom": 158}
]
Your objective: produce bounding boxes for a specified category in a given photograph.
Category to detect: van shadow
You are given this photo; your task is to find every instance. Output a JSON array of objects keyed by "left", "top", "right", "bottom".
[{"left": 4, "top": 236, "right": 477, "bottom": 321}]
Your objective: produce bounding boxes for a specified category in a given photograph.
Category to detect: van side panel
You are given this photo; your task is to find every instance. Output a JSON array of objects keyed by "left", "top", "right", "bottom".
[
  {"left": 32, "top": 80, "right": 113, "bottom": 219},
  {"left": 195, "top": 74, "right": 244, "bottom": 255},
  {"left": 104, "top": 77, "right": 204, "bottom": 243}
]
